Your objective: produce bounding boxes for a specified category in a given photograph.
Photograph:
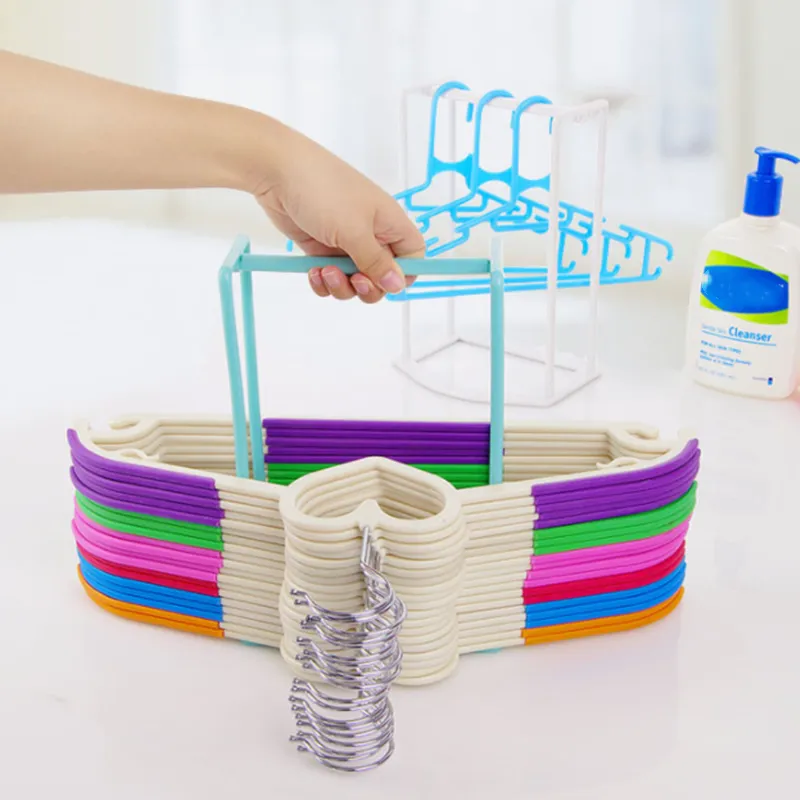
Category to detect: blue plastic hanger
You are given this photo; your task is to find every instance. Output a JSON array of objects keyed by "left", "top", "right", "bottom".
[
  {"left": 394, "top": 81, "right": 473, "bottom": 213},
  {"left": 452, "top": 94, "right": 554, "bottom": 235},
  {"left": 422, "top": 95, "right": 557, "bottom": 256},
  {"left": 414, "top": 88, "right": 517, "bottom": 233},
  {"left": 601, "top": 225, "right": 673, "bottom": 281},
  {"left": 487, "top": 95, "right": 554, "bottom": 230}
]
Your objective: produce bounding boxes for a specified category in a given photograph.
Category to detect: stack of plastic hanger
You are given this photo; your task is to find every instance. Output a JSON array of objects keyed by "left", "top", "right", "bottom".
[
  {"left": 386, "top": 81, "right": 674, "bottom": 301},
  {"left": 67, "top": 416, "right": 698, "bottom": 662},
  {"left": 262, "top": 418, "right": 492, "bottom": 488},
  {"left": 67, "top": 419, "right": 286, "bottom": 646}
]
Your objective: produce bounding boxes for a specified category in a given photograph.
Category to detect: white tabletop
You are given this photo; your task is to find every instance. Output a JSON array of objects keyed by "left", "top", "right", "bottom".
[{"left": 1, "top": 219, "right": 798, "bottom": 799}]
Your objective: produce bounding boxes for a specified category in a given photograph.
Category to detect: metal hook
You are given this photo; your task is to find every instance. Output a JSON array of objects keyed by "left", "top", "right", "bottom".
[{"left": 287, "top": 525, "right": 407, "bottom": 772}]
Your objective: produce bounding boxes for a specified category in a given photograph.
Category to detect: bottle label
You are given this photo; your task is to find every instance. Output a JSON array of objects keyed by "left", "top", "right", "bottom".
[{"left": 695, "top": 250, "right": 789, "bottom": 388}]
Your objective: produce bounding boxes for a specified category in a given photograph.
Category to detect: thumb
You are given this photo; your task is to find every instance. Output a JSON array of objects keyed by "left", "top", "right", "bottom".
[{"left": 338, "top": 227, "right": 408, "bottom": 295}]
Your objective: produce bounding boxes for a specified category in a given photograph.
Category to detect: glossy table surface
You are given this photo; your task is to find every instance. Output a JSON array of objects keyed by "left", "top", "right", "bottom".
[{"left": 1, "top": 220, "right": 798, "bottom": 799}]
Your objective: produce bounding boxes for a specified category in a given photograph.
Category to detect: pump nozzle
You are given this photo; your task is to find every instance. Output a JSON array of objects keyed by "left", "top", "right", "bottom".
[{"left": 744, "top": 146, "right": 800, "bottom": 217}]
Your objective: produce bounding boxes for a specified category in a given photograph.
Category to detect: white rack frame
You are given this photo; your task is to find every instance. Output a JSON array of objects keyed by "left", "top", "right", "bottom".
[{"left": 394, "top": 83, "right": 609, "bottom": 407}]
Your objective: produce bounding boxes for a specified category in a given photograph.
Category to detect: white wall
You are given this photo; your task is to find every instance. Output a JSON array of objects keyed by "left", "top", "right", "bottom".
[{"left": 745, "top": 0, "right": 800, "bottom": 226}]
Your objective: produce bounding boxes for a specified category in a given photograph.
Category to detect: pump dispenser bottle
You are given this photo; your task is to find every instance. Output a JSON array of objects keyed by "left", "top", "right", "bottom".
[{"left": 685, "top": 147, "right": 800, "bottom": 398}]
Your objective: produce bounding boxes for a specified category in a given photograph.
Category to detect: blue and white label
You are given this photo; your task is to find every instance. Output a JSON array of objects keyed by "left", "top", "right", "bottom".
[
  {"left": 695, "top": 312, "right": 788, "bottom": 390},
  {"left": 693, "top": 250, "right": 791, "bottom": 389}
]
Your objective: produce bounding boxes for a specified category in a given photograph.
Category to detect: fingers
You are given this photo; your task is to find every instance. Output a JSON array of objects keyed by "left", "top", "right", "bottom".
[
  {"left": 320, "top": 266, "right": 357, "bottom": 300},
  {"left": 283, "top": 195, "right": 426, "bottom": 304},
  {"left": 338, "top": 228, "right": 407, "bottom": 295},
  {"left": 349, "top": 272, "right": 385, "bottom": 304},
  {"left": 281, "top": 223, "right": 385, "bottom": 303},
  {"left": 306, "top": 251, "right": 415, "bottom": 303},
  {"left": 289, "top": 234, "right": 360, "bottom": 300},
  {"left": 308, "top": 267, "right": 385, "bottom": 303},
  {"left": 307, "top": 268, "right": 329, "bottom": 297}
]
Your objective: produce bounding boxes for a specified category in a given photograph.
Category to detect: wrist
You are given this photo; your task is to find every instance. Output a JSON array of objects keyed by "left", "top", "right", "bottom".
[{"left": 211, "top": 102, "right": 292, "bottom": 197}]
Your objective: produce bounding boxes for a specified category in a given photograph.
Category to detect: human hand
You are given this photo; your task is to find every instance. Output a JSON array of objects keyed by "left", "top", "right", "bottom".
[
  {"left": 253, "top": 126, "right": 424, "bottom": 304},
  {"left": 0, "top": 51, "right": 423, "bottom": 304}
]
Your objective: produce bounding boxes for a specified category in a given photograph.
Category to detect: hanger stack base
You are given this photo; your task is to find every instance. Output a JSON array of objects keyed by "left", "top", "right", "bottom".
[{"left": 68, "top": 415, "right": 699, "bottom": 685}]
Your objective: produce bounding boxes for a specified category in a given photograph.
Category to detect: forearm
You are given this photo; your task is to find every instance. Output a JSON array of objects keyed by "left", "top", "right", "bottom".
[{"left": 0, "top": 50, "right": 286, "bottom": 195}]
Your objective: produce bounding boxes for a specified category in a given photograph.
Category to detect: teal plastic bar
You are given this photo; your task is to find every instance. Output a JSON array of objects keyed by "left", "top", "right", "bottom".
[
  {"left": 219, "top": 242, "right": 500, "bottom": 481},
  {"left": 240, "top": 266, "right": 266, "bottom": 482},
  {"left": 218, "top": 235, "right": 252, "bottom": 478},
  {"left": 238, "top": 254, "right": 491, "bottom": 275},
  {"left": 489, "top": 240, "right": 505, "bottom": 485}
]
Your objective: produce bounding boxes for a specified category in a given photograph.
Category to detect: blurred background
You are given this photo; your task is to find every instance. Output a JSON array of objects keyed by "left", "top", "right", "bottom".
[{"left": 0, "top": 0, "right": 797, "bottom": 288}]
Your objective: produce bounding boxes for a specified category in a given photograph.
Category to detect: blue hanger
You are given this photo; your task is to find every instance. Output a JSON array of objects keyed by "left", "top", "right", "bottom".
[
  {"left": 478, "top": 97, "right": 605, "bottom": 276},
  {"left": 446, "top": 91, "right": 545, "bottom": 225},
  {"left": 601, "top": 225, "right": 673, "bottom": 281},
  {"left": 488, "top": 104, "right": 602, "bottom": 276},
  {"left": 451, "top": 94, "right": 554, "bottom": 234},
  {"left": 394, "top": 81, "right": 473, "bottom": 213},
  {"left": 433, "top": 95, "right": 599, "bottom": 259},
  {"left": 414, "top": 88, "right": 517, "bottom": 233},
  {"left": 391, "top": 81, "right": 675, "bottom": 287},
  {"left": 487, "top": 95, "right": 554, "bottom": 229},
  {"left": 387, "top": 269, "right": 612, "bottom": 302},
  {"left": 422, "top": 95, "right": 558, "bottom": 257},
  {"left": 425, "top": 95, "right": 585, "bottom": 261},
  {"left": 450, "top": 94, "right": 556, "bottom": 232}
]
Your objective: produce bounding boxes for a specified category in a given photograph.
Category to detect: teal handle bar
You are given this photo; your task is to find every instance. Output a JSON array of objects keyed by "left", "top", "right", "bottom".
[
  {"left": 218, "top": 235, "right": 505, "bottom": 485},
  {"left": 235, "top": 253, "right": 493, "bottom": 275}
]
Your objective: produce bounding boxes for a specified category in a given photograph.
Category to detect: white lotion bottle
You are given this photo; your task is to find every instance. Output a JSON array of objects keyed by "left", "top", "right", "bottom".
[{"left": 685, "top": 147, "right": 800, "bottom": 399}]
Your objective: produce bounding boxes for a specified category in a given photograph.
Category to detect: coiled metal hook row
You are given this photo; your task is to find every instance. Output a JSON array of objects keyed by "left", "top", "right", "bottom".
[{"left": 288, "top": 526, "right": 407, "bottom": 772}]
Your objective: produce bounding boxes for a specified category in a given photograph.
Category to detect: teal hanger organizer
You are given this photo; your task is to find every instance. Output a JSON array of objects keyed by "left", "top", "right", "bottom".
[{"left": 218, "top": 236, "right": 507, "bottom": 485}]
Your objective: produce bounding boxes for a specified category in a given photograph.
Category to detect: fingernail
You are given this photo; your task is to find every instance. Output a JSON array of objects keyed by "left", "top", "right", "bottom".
[
  {"left": 322, "top": 268, "right": 341, "bottom": 289},
  {"left": 378, "top": 270, "right": 405, "bottom": 294},
  {"left": 352, "top": 277, "right": 371, "bottom": 296},
  {"left": 309, "top": 269, "right": 323, "bottom": 288}
]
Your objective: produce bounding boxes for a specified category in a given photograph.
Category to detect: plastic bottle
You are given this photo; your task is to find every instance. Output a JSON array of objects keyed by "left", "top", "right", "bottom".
[{"left": 685, "top": 146, "right": 800, "bottom": 398}]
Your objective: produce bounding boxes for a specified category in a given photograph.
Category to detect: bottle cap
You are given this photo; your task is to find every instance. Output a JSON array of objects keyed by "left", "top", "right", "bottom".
[{"left": 744, "top": 147, "right": 800, "bottom": 217}]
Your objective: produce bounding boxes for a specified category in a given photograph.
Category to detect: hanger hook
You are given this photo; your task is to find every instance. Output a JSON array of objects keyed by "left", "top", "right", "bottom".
[
  {"left": 469, "top": 88, "right": 515, "bottom": 177},
  {"left": 426, "top": 80, "right": 472, "bottom": 164}
]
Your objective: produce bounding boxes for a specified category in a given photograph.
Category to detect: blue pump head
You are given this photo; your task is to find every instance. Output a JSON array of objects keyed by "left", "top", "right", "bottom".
[{"left": 743, "top": 146, "right": 800, "bottom": 217}]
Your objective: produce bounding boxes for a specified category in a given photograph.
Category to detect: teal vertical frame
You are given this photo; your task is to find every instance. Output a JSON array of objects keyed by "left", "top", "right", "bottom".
[
  {"left": 488, "top": 237, "right": 505, "bottom": 485},
  {"left": 218, "top": 240, "right": 505, "bottom": 483},
  {"left": 240, "top": 267, "right": 265, "bottom": 481},
  {"left": 218, "top": 235, "right": 254, "bottom": 479}
]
